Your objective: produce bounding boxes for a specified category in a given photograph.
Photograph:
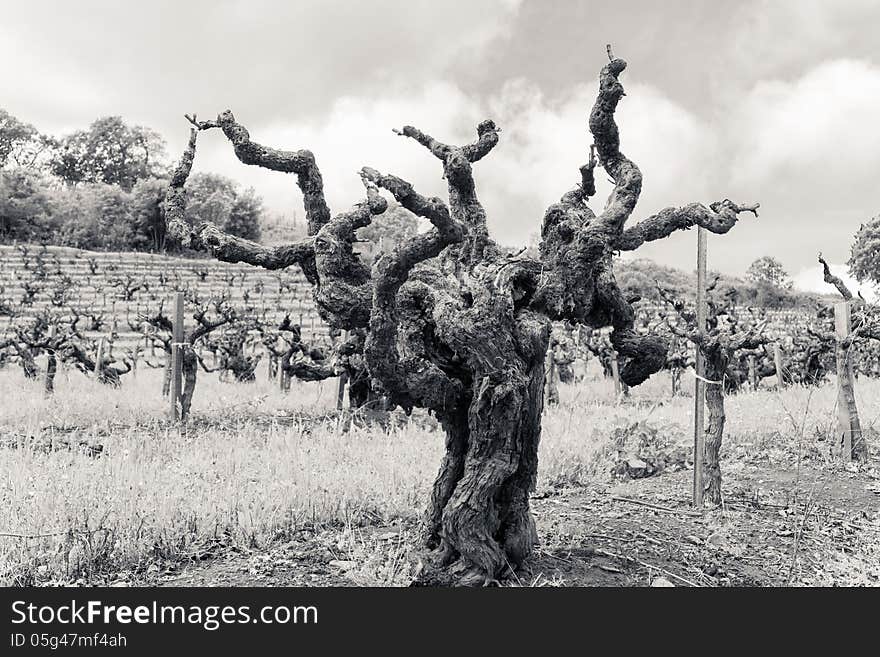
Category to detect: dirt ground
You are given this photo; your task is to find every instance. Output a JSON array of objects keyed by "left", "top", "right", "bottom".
[{"left": 151, "top": 461, "right": 880, "bottom": 587}]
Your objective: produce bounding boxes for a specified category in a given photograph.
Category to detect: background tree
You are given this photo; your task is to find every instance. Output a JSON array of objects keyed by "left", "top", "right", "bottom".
[
  {"left": 51, "top": 184, "right": 136, "bottom": 250},
  {"left": 615, "top": 258, "right": 816, "bottom": 309},
  {"left": 184, "top": 173, "right": 262, "bottom": 241},
  {"left": 746, "top": 256, "right": 792, "bottom": 289},
  {"left": 0, "top": 169, "right": 55, "bottom": 241},
  {"left": 92, "top": 185, "right": 138, "bottom": 249},
  {"left": 165, "top": 46, "right": 759, "bottom": 584},
  {"left": 849, "top": 216, "right": 880, "bottom": 287},
  {"left": 49, "top": 116, "right": 166, "bottom": 191},
  {"left": 0, "top": 109, "right": 36, "bottom": 168},
  {"left": 226, "top": 186, "right": 262, "bottom": 242},
  {"left": 356, "top": 201, "right": 419, "bottom": 254},
  {"left": 184, "top": 173, "right": 236, "bottom": 227},
  {"left": 0, "top": 109, "right": 53, "bottom": 170},
  {"left": 130, "top": 177, "right": 169, "bottom": 251},
  {"left": 0, "top": 109, "right": 270, "bottom": 250}
]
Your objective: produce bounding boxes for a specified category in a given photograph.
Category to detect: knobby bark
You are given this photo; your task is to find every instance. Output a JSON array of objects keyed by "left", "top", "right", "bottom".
[
  {"left": 165, "top": 47, "right": 757, "bottom": 583},
  {"left": 819, "top": 253, "right": 853, "bottom": 301}
]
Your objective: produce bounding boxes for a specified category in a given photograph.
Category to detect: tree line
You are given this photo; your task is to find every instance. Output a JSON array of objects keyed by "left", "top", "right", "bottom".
[
  {"left": 0, "top": 109, "right": 262, "bottom": 251},
  {"left": 615, "top": 256, "right": 822, "bottom": 310}
]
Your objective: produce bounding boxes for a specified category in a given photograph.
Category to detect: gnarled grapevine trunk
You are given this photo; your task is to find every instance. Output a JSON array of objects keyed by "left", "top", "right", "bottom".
[
  {"left": 165, "top": 47, "right": 757, "bottom": 583},
  {"left": 420, "top": 313, "right": 550, "bottom": 583},
  {"left": 62, "top": 343, "right": 130, "bottom": 387},
  {"left": 819, "top": 254, "right": 870, "bottom": 462},
  {"left": 702, "top": 348, "right": 727, "bottom": 506},
  {"left": 671, "top": 365, "right": 682, "bottom": 396},
  {"left": 44, "top": 350, "right": 57, "bottom": 395},
  {"left": 162, "top": 357, "right": 172, "bottom": 396},
  {"left": 143, "top": 303, "right": 234, "bottom": 421},
  {"left": 658, "top": 286, "right": 765, "bottom": 506},
  {"left": 835, "top": 338, "right": 865, "bottom": 460},
  {"left": 14, "top": 344, "right": 38, "bottom": 379},
  {"left": 181, "top": 350, "right": 198, "bottom": 421}
]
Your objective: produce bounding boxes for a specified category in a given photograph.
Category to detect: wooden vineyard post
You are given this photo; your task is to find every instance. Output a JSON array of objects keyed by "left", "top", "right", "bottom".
[
  {"left": 834, "top": 301, "right": 864, "bottom": 461},
  {"left": 693, "top": 225, "right": 707, "bottom": 508},
  {"left": 94, "top": 337, "right": 106, "bottom": 376},
  {"left": 108, "top": 304, "right": 118, "bottom": 361},
  {"left": 573, "top": 327, "right": 584, "bottom": 383},
  {"left": 336, "top": 370, "right": 349, "bottom": 410},
  {"left": 336, "top": 330, "right": 349, "bottom": 410},
  {"left": 610, "top": 354, "right": 622, "bottom": 397},
  {"left": 748, "top": 355, "right": 757, "bottom": 390},
  {"left": 44, "top": 325, "right": 56, "bottom": 395},
  {"left": 773, "top": 344, "right": 785, "bottom": 387},
  {"left": 544, "top": 348, "right": 559, "bottom": 405},
  {"left": 169, "top": 292, "right": 185, "bottom": 422},
  {"left": 278, "top": 358, "right": 287, "bottom": 392}
]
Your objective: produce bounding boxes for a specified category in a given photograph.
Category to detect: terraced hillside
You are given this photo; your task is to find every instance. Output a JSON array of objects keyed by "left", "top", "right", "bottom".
[
  {"left": 0, "top": 244, "right": 839, "bottom": 357},
  {"left": 0, "top": 244, "right": 331, "bottom": 352}
]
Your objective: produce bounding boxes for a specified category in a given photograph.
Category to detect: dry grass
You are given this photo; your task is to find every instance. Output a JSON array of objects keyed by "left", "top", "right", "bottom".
[{"left": 1, "top": 360, "right": 877, "bottom": 585}]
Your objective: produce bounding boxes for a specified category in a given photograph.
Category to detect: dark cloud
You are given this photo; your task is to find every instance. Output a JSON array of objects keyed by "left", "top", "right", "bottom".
[
  {"left": 2, "top": 0, "right": 879, "bottom": 290},
  {"left": 2, "top": 0, "right": 519, "bottom": 129}
]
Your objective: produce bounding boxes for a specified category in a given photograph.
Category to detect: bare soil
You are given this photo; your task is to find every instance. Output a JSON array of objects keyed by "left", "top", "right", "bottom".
[{"left": 151, "top": 461, "right": 880, "bottom": 587}]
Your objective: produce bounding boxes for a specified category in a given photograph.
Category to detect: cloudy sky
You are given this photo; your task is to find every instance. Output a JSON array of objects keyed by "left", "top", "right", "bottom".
[{"left": 3, "top": 0, "right": 879, "bottom": 294}]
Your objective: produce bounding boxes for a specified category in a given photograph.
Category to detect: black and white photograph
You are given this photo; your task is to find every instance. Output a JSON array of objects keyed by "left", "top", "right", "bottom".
[{"left": 1, "top": 0, "right": 879, "bottom": 644}]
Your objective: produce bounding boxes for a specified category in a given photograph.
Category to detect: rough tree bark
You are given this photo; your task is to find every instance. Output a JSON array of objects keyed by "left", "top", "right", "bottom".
[
  {"left": 162, "top": 357, "right": 172, "bottom": 396},
  {"left": 44, "top": 349, "right": 56, "bottom": 394},
  {"left": 165, "top": 47, "right": 757, "bottom": 583},
  {"left": 671, "top": 365, "right": 682, "bottom": 396},
  {"left": 666, "top": 345, "right": 689, "bottom": 396}
]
